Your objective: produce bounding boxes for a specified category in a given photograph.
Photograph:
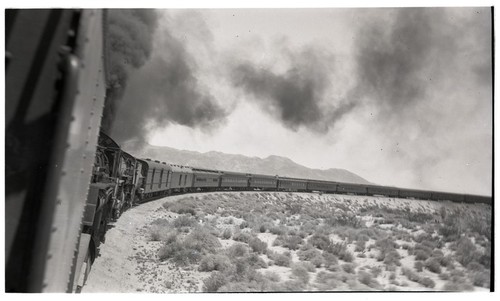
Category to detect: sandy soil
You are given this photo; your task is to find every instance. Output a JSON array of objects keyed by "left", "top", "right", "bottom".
[{"left": 82, "top": 192, "right": 491, "bottom": 293}]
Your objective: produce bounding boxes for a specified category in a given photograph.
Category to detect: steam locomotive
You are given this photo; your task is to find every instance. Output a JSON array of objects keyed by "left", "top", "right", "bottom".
[{"left": 5, "top": 9, "right": 491, "bottom": 293}]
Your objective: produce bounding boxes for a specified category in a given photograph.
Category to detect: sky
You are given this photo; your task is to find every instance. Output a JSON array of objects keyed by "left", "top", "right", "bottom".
[{"left": 108, "top": 7, "right": 492, "bottom": 196}]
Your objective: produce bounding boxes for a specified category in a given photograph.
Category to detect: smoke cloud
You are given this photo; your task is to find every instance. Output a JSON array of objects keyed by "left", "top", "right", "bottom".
[
  {"left": 102, "top": 9, "right": 159, "bottom": 133},
  {"left": 110, "top": 13, "right": 227, "bottom": 143},
  {"left": 231, "top": 48, "right": 353, "bottom": 132}
]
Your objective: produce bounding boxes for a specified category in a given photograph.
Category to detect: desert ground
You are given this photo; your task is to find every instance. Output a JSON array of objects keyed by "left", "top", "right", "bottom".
[{"left": 82, "top": 191, "right": 491, "bottom": 292}]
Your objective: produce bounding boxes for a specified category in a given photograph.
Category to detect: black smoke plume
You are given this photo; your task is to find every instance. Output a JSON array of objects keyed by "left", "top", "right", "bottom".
[
  {"left": 354, "top": 8, "right": 456, "bottom": 111},
  {"left": 231, "top": 48, "right": 353, "bottom": 133},
  {"left": 102, "top": 9, "right": 159, "bottom": 134},
  {"left": 109, "top": 14, "right": 226, "bottom": 143}
]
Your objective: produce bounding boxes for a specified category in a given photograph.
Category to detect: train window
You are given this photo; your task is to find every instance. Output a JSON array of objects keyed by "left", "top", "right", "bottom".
[
  {"left": 178, "top": 174, "right": 182, "bottom": 186},
  {"left": 159, "top": 170, "right": 163, "bottom": 188},
  {"left": 184, "top": 174, "right": 187, "bottom": 186}
]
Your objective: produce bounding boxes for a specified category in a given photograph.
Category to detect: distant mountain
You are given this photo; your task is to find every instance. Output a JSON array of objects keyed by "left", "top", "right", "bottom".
[{"left": 122, "top": 141, "right": 371, "bottom": 185}]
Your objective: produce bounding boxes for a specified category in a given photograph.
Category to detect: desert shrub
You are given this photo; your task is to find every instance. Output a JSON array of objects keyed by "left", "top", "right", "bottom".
[
  {"left": 342, "top": 263, "right": 356, "bottom": 274},
  {"left": 203, "top": 271, "right": 228, "bottom": 292},
  {"left": 308, "top": 233, "right": 331, "bottom": 250},
  {"left": 269, "top": 225, "right": 287, "bottom": 235},
  {"left": 424, "top": 258, "right": 442, "bottom": 274},
  {"left": 158, "top": 240, "right": 201, "bottom": 265},
  {"left": 264, "top": 271, "right": 281, "bottom": 283},
  {"left": 199, "top": 254, "right": 232, "bottom": 272},
  {"left": 325, "top": 242, "right": 354, "bottom": 262},
  {"left": 291, "top": 265, "right": 310, "bottom": 285},
  {"left": 414, "top": 261, "right": 424, "bottom": 272},
  {"left": 222, "top": 228, "right": 232, "bottom": 239},
  {"left": 248, "top": 237, "right": 267, "bottom": 254},
  {"left": 472, "top": 270, "right": 490, "bottom": 288},
  {"left": 358, "top": 271, "right": 381, "bottom": 289},
  {"left": 383, "top": 250, "right": 401, "bottom": 266},
  {"left": 233, "top": 231, "right": 252, "bottom": 243},
  {"left": 439, "top": 273, "right": 450, "bottom": 280},
  {"left": 454, "top": 237, "right": 478, "bottom": 267},
  {"left": 355, "top": 240, "right": 366, "bottom": 252},
  {"left": 370, "top": 266, "right": 382, "bottom": 278},
  {"left": 310, "top": 253, "right": 324, "bottom": 268},
  {"left": 419, "top": 277, "right": 435, "bottom": 288},
  {"left": 246, "top": 253, "right": 268, "bottom": 269},
  {"left": 164, "top": 199, "right": 197, "bottom": 216},
  {"left": 466, "top": 261, "right": 484, "bottom": 272},
  {"left": 298, "top": 247, "right": 321, "bottom": 261},
  {"left": 443, "top": 278, "right": 474, "bottom": 291},
  {"left": 439, "top": 255, "right": 454, "bottom": 268},
  {"left": 322, "top": 252, "right": 339, "bottom": 270},
  {"left": 184, "top": 227, "right": 221, "bottom": 254},
  {"left": 173, "top": 215, "right": 198, "bottom": 228},
  {"left": 274, "top": 234, "right": 303, "bottom": 250},
  {"left": 414, "top": 249, "right": 431, "bottom": 261},
  {"left": 227, "top": 243, "right": 249, "bottom": 259},
  {"left": 325, "top": 214, "right": 362, "bottom": 228},
  {"left": 239, "top": 221, "right": 249, "bottom": 229},
  {"left": 267, "top": 251, "right": 291, "bottom": 267},
  {"left": 401, "top": 267, "right": 421, "bottom": 283},
  {"left": 389, "top": 272, "right": 396, "bottom": 280},
  {"left": 149, "top": 224, "right": 171, "bottom": 242}
]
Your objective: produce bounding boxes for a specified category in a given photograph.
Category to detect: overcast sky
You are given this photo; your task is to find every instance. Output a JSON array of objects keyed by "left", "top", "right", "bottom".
[{"left": 112, "top": 7, "right": 492, "bottom": 196}]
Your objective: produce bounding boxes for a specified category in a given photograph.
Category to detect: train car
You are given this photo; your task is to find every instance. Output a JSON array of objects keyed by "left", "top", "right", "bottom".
[
  {"left": 192, "top": 168, "right": 221, "bottom": 189},
  {"left": 307, "top": 180, "right": 337, "bottom": 193},
  {"left": 431, "top": 191, "right": 465, "bottom": 202},
  {"left": 169, "top": 164, "right": 193, "bottom": 191},
  {"left": 366, "top": 185, "right": 399, "bottom": 197},
  {"left": 336, "top": 183, "right": 368, "bottom": 195},
  {"left": 137, "top": 159, "right": 172, "bottom": 199},
  {"left": 278, "top": 177, "right": 308, "bottom": 191},
  {"left": 221, "top": 171, "right": 250, "bottom": 189},
  {"left": 464, "top": 194, "right": 492, "bottom": 205},
  {"left": 398, "top": 188, "right": 432, "bottom": 200},
  {"left": 6, "top": 9, "right": 108, "bottom": 292},
  {"left": 249, "top": 173, "right": 278, "bottom": 190}
]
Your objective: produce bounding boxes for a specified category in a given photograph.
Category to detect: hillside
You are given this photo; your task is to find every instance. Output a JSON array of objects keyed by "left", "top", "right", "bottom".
[
  {"left": 83, "top": 192, "right": 491, "bottom": 292},
  {"left": 122, "top": 141, "right": 370, "bottom": 185}
]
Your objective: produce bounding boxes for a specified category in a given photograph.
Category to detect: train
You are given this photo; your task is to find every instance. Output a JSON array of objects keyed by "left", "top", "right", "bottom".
[{"left": 5, "top": 9, "right": 492, "bottom": 293}]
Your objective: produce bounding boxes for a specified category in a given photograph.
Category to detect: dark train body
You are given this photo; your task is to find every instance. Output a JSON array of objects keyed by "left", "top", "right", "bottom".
[{"left": 5, "top": 8, "right": 492, "bottom": 293}]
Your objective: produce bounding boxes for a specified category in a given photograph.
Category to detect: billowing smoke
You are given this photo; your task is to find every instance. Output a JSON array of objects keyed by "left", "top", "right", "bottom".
[
  {"left": 110, "top": 13, "right": 227, "bottom": 143},
  {"left": 231, "top": 48, "right": 353, "bottom": 133},
  {"left": 102, "top": 9, "right": 159, "bottom": 133},
  {"left": 352, "top": 8, "right": 492, "bottom": 192}
]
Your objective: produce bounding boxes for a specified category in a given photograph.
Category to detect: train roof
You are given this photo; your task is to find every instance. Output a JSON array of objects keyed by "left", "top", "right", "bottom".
[{"left": 137, "top": 158, "right": 172, "bottom": 171}]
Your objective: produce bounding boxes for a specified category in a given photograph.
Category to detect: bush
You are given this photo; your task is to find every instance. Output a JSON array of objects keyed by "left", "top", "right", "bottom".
[
  {"left": 298, "top": 247, "right": 321, "bottom": 261},
  {"left": 164, "top": 200, "right": 197, "bottom": 216},
  {"left": 308, "top": 234, "right": 331, "bottom": 250},
  {"left": 199, "top": 254, "right": 232, "bottom": 272},
  {"left": 233, "top": 231, "right": 251, "bottom": 244},
  {"left": 414, "top": 249, "right": 430, "bottom": 261},
  {"left": 424, "top": 258, "right": 442, "bottom": 274},
  {"left": 414, "top": 261, "right": 424, "bottom": 272},
  {"left": 310, "top": 254, "right": 324, "bottom": 268},
  {"left": 203, "top": 272, "right": 228, "bottom": 292},
  {"left": 268, "top": 251, "right": 291, "bottom": 267},
  {"left": 222, "top": 228, "right": 232, "bottom": 239},
  {"left": 358, "top": 271, "right": 381, "bottom": 289},
  {"left": 246, "top": 253, "right": 268, "bottom": 269},
  {"left": 454, "top": 237, "right": 478, "bottom": 267},
  {"left": 227, "top": 243, "right": 249, "bottom": 259},
  {"left": 173, "top": 215, "right": 198, "bottom": 228},
  {"left": 342, "top": 263, "right": 356, "bottom": 274},
  {"left": 325, "top": 242, "right": 353, "bottom": 262},
  {"left": 291, "top": 265, "right": 310, "bottom": 285},
  {"left": 249, "top": 237, "right": 267, "bottom": 254},
  {"left": 184, "top": 227, "right": 221, "bottom": 254},
  {"left": 322, "top": 252, "right": 339, "bottom": 270},
  {"left": 419, "top": 277, "right": 435, "bottom": 288},
  {"left": 472, "top": 270, "right": 490, "bottom": 288}
]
